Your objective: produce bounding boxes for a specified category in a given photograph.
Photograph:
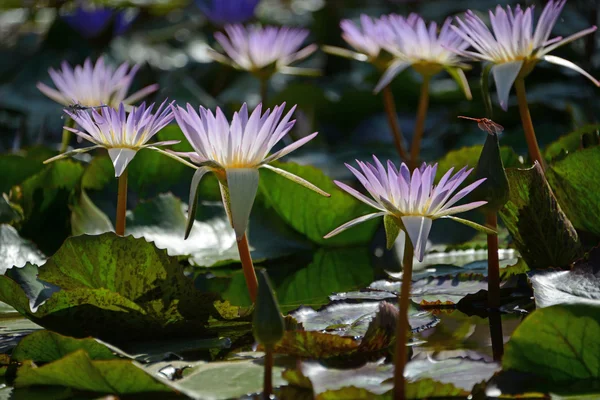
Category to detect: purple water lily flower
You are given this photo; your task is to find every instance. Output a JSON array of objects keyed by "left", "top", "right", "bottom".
[
  {"left": 171, "top": 102, "right": 329, "bottom": 239},
  {"left": 338, "top": 15, "right": 390, "bottom": 61},
  {"left": 373, "top": 13, "right": 472, "bottom": 95},
  {"left": 37, "top": 57, "right": 158, "bottom": 109},
  {"left": 452, "top": 0, "right": 599, "bottom": 110},
  {"left": 208, "top": 25, "right": 318, "bottom": 76},
  {"left": 44, "top": 100, "right": 183, "bottom": 177},
  {"left": 62, "top": 2, "right": 134, "bottom": 39},
  {"left": 196, "top": 0, "right": 260, "bottom": 25},
  {"left": 325, "top": 158, "right": 492, "bottom": 261}
]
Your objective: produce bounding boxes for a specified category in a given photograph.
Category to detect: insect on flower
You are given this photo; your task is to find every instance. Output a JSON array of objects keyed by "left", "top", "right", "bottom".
[{"left": 458, "top": 116, "right": 504, "bottom": 135}]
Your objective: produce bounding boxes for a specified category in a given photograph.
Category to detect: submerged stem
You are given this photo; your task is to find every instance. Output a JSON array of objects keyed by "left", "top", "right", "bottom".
[
  {"left": 115, "top": 168, "right": 128, "bottom": 236},
  {"left": 486, "top": 212, "right": 500, "bottom": 309},
  {"left": 382, "top": 86, "right": 409, "bottom": 161},
  {"left": 514, "top": 78, "right": 545, "bottom": 171},
  {"left": 263, "top": 347, "right": 274, "bottom": 399},
  {"left": 394, "top": 238, "right": 414, "bottom": 400},
  {"left": 60, "top": 117, "right": 75, "bottom": 153},
  {"left": 410, "top": 76, "right": 431, "bottom": 169},
  {"left": 236, "top": 233, "right": 258, "bottom": 303}
]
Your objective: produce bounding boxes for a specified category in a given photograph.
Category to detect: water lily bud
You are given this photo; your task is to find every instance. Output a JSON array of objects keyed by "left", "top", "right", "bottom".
[
  {"left": 253, "top": 269, "right": 284, "bottom": 348},
  {"left": 472, "top": 132, "right": 509, "bottom": 214}
]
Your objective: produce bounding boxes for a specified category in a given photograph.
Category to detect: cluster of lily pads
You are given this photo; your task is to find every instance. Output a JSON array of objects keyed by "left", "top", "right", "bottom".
[{"left": 1, "top": 0, "right": 600, "bottom": 399}]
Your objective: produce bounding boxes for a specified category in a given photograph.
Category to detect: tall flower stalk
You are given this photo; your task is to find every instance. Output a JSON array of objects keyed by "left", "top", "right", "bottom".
[
  {"left": 37, "top": 58, "right": 158, "bottom": 152},
  {"left": 171, "top": 102, "right": 329, "bottom": 302},
  {"left": 452, "top": 0, "right": 599, "bottom": 170},
  {"left": 324, "top": 15, "right": 408, "bottom": 160},
  {"left": 325, "top": 158, "right": 493, "bottom": 399},
  {"left": 44, "top": 101, "right": 186, "bottom": 236},
  {"left": 375, "top": 14, "right": 473, "bottom": 169},
  {"left": 208, "top": 25, "right": 319, "bottom": 105}
]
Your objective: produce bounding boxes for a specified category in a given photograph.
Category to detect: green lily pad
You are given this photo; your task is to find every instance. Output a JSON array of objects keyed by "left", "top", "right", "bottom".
[
  {"left": 0, "top": 224, "right": 45, "bottom": 273},
  {"left": 501, "top": 304, "right": 600, "bottom": 395},
  {"left": 499, "top": 164, "right": 582, "bottom": 269},
  {"left": 11, "top": 330, "right": 116, "bottom": 363},
  {"left": 0, "top": 233, "right": 249, "bottom": 343},
  {"left": 139, "top": 357, "right": 288, "bottom": 400},
  {"left": 259, "top": 161, "right": 379, "bottom": 246},
  {"left": 528, "top": 248, "right": 600, "bottom": 308},
  {"left": 11, "top": 160, "right": 84, "bottom": 254},
  {"left": 15, "top": 349, "right": 172, "bottom": 395},
  {"left": 546, "top": 147, "right": 600, "bottom": 237},
  {"left": 544, "top": 124, "right": 600, "bottom": 162},
  {"left": 0, "top": 147, "right": 56, "bottom": 195},
  {"left": 405, "top": 356, "right": 499, "bottom": 391}
]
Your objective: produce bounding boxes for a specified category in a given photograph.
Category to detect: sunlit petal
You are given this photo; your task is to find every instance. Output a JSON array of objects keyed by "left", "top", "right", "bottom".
[
  {"left": 324, "top": 212, "right": 385, "bottom": 239},
  {"left": 226, "top": 168, "right": 260, "bottom": 239},
  {"left": 492, "top": 60, "right": 523, "bottom": 111},
  {"left": 401, "top": 216, "right": 432, "bottom": 262},
  {"left": 108, "top": 148, "right": 137, "bottom": 177}
]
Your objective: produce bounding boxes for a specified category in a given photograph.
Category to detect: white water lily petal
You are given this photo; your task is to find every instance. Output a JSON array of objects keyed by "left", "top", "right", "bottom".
[
  {"left": 400, "top": 216, "right": 432, "bottom": 262},
  {"left": 542, "top": 55, "right": 600, "bottom": 86},
  {"left": 436, "top": 201, "right": 488, "bottom": 217},
  {"left": 333, "top": 180, "right": 384, "bottom": 211},
  {"left": 442, "top": 215, "right": 496, "bottom": 235},
  {"left": 262, "top": 164, "right": 330, "bottom": 197},
  {"left": 324, "top": 212, "right": 385, "bottom": 239},
  {"left": 108, "top": 148, "right": 137, "bottom": 177},
  {"left": 226, "top": 168, "right": 260, "bottom": 239},
  {"left": 321, "top": 45, "right": 369, "bottom": 62},
  {"left": 185, "top": 166, "right": 211, "bottom": 239},
  {"left": 262, "top": 132, "right": 318, "bottom": 164},
  {"left": 373, "top": 59, "right": 411, "bottom": 94},
  {"left": 492, "top": 60, "right": 523, "bottom": 111}
]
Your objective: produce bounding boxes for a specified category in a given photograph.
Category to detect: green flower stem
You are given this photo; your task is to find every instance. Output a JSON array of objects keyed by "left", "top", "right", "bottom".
[
  {"left": 410, "top": 76, "right": 431, "bottom": 170},
  {"left": 60, "top": 117, "right": 75, "bottom": 153},
  {"left": 260, "top": 78, "right": 268, "bottom": 106},
  {"left": 115, "top": 168, "right": 128, "bottom": 236},
  {"left": 382, "top": 86, "right": 409, "bottom": 161},
  {"left": 263, "top": 346, "right": 274, "bottom": 399},
  {"left": 488, "top": 310, "right": 504, "bottom": 362},
  {"left": 486, "top": 212, "right": 500, "bottom": 309},
  {"left": 237, "top": 233, "right": 258, "bottom": 303},
  {"left": 514, "top": 78, "right": 545, "bottom": 171},
  {"left": 394, "top": 238, "right": 414, "bottom": 400}
]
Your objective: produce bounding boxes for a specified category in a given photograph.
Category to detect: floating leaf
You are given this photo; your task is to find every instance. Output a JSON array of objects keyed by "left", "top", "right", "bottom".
[
  {"left": 11, "top": 330, "right": 116, "bottom": 363},
  {"left": 529, "top": 248, "right": 600, "bottom": 308},
  {"left": 544, "top": 124, "right": 600, "bottom": 162},
  {"left": 0, "top": 147, "right": 55, "bottom": 195},
  {"left": 259, "top": 161, "right": 379, "bottom": 246},
  {"left": 546, "top": 147, "right": 600, "bottom": 237},
  {"left": 0, "top": 225, "right": 45, "bottom": 273},
  {"left": 0, "top": 233, "right": 248, "bottom": 343},
  {"left": 499, "top": 164, "right": 582, "bottom": 269},
  {"left": 70, "top": 190, "right": 113, "bottom": 236},
  {"left": 15, "top": 349, "right": 171, "bottom": 395},
  {"left": 500, "top": 304, "right": 600, "bottom": 395},
  {"left": 11, "top": 160, "right": 84, "bottom": 254},
  {"left": 139, "top": 358, "right": 288, "bottom": 400}
]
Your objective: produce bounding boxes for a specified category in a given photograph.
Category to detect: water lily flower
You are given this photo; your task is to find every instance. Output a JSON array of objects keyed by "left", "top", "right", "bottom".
[
  {"left": 196, "top": 0, "right": 260, "bottom": 25},
  {"left": 62, "top": 2, "right": 135, "bottom": 39},
  {"left": 374, "top": 13, "right": 472, "bottom": 96},
  {"left": 325, "top": 158, "right": 493, "bottom": 261},
  {"left": 172, "top": 102, "right": 330, "bottom": 240},
  {"left": 44, "top": 100, "right": 180, "bottom": 177},
  {"left": 452, "top": 0, "right": 599, "bottom": 111},
  {"left": 37, "top": 57, "right": 158, "bottom": 109},
  {"left": 208, "top": 25, "right": 318, "bottom": 78}
]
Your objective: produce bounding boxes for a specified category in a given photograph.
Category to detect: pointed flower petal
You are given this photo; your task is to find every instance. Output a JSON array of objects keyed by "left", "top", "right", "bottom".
[
  {"left": 108, "top": 148, "right": 137, "bottom": 177},
  {"left": 44, "top": 145, "right": 102, "bottom": 164},
  {"left": 442, "top": 215, "right": 497, "bottom": 235},
  {"left": 184, "top": 167, "right": 211, "bottom": 239},
  {"left": 262, "top": 164, "right": 330, "bottom": 197},
  {"left": 374, "top": 59, "right": 411, "bottom": 94},
  {"left": 226, "top": 168, "right": 260, "bottom": 239},
  {"left": 492, "top": 60, "right": 523, "bottom": 111},
  {"left": 401, "top": 216, "right": 432, "bottom": 262},
  {"left": 542, "top": 55, "right": 600, "bottom": 86},
  {"left": 324, "top": 212, "right": 385, "bottom": 239}
]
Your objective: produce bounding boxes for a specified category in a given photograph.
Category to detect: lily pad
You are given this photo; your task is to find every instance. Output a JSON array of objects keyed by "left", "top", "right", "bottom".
[
  {"left": 11, "top": 160, "right": 84, "bottom": 254},
  {"left": 259, "top": 161, "right": 379, "bottom": 246},
  {"left": 529, "top": 248, "right": 600, "bottom": 308},
  {"left": 499, "top": 164, "right": 582, "bottom": 269},
  {"left": 546, "top": 147, "right": 600, "bottom": 237},
  {"left": 15, "top": 349, "right": 172, "bottom": 395},
  {"left": 139, "top": 357, "right": 288, "bottom": 400},
  {"left": 544, "top": 124, "right": 600, "bottom": 162},
  {"left": 0, "top": 233, "right": 249, "bottom": 343},
  {"left": 0, "top": 225, "right": 45, "bottom": 273},
  {"left": 0, "top": 147, "right": 56, "bottom": 195},
  {"left": 501, "top": 304, "right": 600, "bottom": 394},
  {"left": 11, "top": 330, "right": 116, "bottom": 363}
]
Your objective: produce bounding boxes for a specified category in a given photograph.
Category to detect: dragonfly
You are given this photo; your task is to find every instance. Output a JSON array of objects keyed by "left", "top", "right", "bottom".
[
  {"left": 65, "top": 103, "right": 109, "bottom": 112},
  {"left": 458, "top": 116, "right": 504, "bottom": 135}
]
